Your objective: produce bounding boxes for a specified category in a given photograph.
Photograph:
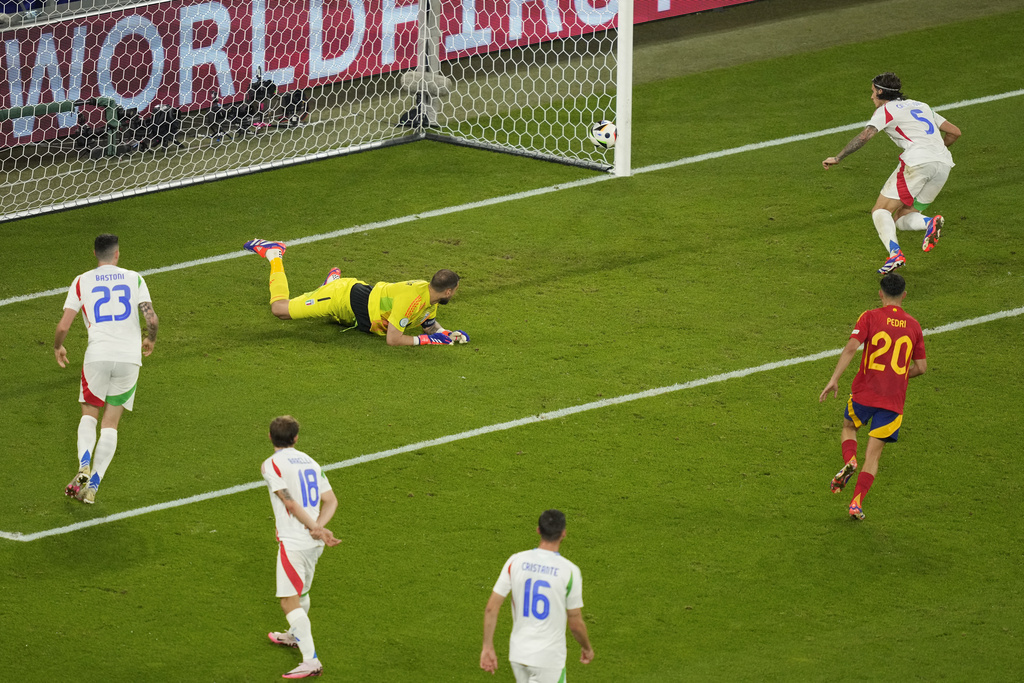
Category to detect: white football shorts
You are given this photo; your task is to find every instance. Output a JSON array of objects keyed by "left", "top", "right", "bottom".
[
  {"left": 276, "top": 542, "right": 323, "bottom": 598},
  {"left": 80, "top": 361, "right": 140, "bottom": 410},
  {"left": 511, "top": 662, "right": 566, "bottom": 683},
  {"left": 881, "top": 160, "right": 951, "bottom": 211}
]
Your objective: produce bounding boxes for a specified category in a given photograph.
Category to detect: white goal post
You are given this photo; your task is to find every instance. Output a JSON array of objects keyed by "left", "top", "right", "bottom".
[{"left": 0, "top": 0, "right": 633, "bottom": 223}]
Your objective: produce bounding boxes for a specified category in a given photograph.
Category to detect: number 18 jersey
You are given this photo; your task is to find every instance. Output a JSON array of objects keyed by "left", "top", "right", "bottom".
[
  {"left": 261, "top": 447, "right": 333, "bottom": 551},
  {"left": 492, "top": 547, "right": 584, "bottom": 669},
  {"left": 63, "top": 264, "right": 151, "bottom": 366},
  {"left": 850, "top": 305, "right": 926, "bottom": 413}
]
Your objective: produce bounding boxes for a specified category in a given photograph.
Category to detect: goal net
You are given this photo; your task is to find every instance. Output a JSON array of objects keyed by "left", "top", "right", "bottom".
[{"left": 0, "top": 0, "right": 631, "bottom": 223}]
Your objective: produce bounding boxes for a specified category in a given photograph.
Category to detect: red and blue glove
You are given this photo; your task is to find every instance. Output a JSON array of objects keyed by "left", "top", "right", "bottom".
[{"left": 414, "top": 332, "right": 453, "bottom": 346}]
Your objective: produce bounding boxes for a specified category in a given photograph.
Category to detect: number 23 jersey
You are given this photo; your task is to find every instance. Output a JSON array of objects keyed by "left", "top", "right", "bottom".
[
  {"left": 850, "top": 305, "right": 926, "bottom": 414},
  {"left": 63, "top": 264, "right": 151, "bottom": 366},
  {"left": 493, "top": 547, "right": 584, "bottom": 669}
]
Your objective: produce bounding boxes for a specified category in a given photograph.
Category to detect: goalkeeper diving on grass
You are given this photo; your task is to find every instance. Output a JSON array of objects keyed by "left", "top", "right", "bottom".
[{"left": 243, "top": 239, "right": 469, "bottom": 347}]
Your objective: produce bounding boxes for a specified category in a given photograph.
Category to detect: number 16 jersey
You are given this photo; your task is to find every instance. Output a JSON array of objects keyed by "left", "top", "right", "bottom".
[
  {"left": 850, "top": 305, "right": 926, "bottom": 414},
  {"left": 492, "top": 547, "right": 584, "bottom": 669}
]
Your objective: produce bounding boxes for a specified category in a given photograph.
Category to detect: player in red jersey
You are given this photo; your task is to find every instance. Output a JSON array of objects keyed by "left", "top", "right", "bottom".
[{"left": 819, "top": 273, "right": 927, "bottom": 520}]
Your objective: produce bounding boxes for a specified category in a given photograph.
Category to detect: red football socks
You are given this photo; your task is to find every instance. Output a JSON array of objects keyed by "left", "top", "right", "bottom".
[
  {"left": 841, "top": 439, "right": 858, "bottom": 466},
  {"left": 851, "top": 472, "right": 875, "bottom": 503}
]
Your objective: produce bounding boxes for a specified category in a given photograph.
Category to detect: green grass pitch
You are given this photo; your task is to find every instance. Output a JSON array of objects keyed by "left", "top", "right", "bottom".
[{"left": 2, "top": 6, "right": 1024, "bottom": 682}]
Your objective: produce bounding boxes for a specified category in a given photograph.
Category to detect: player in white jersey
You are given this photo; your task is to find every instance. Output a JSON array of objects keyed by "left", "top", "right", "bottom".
[
  {"left": 823, "top": 72, "right": 962, "bottom": 274},
  {"left": 54, "top": 234, "right": 159, "bottom": 504},
  {"left": 261, "top": 415, "right": 341, "bottom": 680},
  {"left": 481, "top": 510, "right": 594, "bottom": 682}
]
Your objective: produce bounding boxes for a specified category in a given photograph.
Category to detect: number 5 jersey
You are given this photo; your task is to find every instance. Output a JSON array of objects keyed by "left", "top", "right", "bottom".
[{"left": 869, "top": 98, "right": 954, "bottom": 168}]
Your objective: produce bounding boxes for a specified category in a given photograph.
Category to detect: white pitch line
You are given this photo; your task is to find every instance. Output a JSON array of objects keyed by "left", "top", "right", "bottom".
[
  {"left": 633, "top": 89, "right": 1024, "bottom": 175},
  {"left": 2, "top": 88, "right": 1022, "bottom": 310},
  {"left": 3, "top": 305, "right": 1021, "bottom": 543}
]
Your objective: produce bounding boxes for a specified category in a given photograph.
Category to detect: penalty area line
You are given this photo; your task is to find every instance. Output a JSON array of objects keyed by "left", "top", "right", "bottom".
[
  {"left": 2, "top": 88, "right": 1022, "bottom": 310},
  {"left": 2, "top": 305, "right": 1021, "bottom": 543}
]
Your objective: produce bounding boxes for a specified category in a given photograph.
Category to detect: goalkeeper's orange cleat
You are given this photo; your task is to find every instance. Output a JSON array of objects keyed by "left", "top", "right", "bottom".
[
  {"left": 243, "top": 239, "right": 287, "bottom": 259},
  {"left": 322, "top": 267, "right": 341, "bottom": 286},
  {"left": 849, "top": 502, "right": 865, "bottom": 521}
]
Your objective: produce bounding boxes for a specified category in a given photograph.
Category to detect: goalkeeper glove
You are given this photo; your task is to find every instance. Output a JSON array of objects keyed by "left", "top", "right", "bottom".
[
  {"left": 414, "top": 332, "right": 453, "bottom": 346},
  {"left": 449, "top": 330, "right": 470, "bottom": 344}
]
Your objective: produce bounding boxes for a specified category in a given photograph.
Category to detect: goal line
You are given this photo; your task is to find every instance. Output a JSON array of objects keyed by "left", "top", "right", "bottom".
[{"left": 2, "top": 86, "right": 1021, "bottom": 310}]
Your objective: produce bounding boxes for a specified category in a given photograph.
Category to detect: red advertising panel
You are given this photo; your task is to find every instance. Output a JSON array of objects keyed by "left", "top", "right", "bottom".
[
  {"left": 1, "top": 0, "right": 754, "bottom": 145},
  {"left": 0, "top": 0, "right": 423, "bottom": 144},
  {"left": 438, "top": 0, "right": 617, "bottom": 60},
  {"left": 437, "top": 1, "right": 756, "bottom": 60}
]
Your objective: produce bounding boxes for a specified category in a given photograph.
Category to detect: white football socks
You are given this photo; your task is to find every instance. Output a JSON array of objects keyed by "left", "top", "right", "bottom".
[
  {"left": 896, "top": 213, "right": 928, "bottom": 231},
  {"left": 90, "top": 428, "right": 118, "bottom": 489},
  {"left": 286, "top": 607, "right": 317, "bottom": 661},
  {"left": 77, "top": 415, "right": 98, "bottom": 470},
  {"left": 872, "top": 209, "right": 900, "bottom": 254}
]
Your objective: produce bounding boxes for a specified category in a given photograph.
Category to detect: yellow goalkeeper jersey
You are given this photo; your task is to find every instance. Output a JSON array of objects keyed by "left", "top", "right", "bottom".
[{"left": 368, "top": 280, "right": 438, "bottom": 335}]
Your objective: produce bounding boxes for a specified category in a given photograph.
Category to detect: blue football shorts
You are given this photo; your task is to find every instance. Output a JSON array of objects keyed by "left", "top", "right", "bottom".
[{"left": 845, "top": 396, "right": 903, "bottom": 443}]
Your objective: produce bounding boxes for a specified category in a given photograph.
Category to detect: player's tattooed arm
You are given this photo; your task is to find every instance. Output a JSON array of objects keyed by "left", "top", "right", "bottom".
[
  {"left": 140, "top": 302, "right": 158, "bottom": 356},
  {"left": 140, "top": 302, "right": 158, "bottom": 341},
  {"left": 836, "top": 126, "right": 877, "bottom": 160},
  {"left": 823, "top": 126, "right": 877, "bottom": 168}
]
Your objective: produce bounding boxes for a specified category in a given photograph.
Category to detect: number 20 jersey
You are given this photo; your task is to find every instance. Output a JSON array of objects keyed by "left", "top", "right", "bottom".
[
  {"left": 850, "top": 305, "right": 926, "bottom": 414},
  {"left": 493, "top": 547, "right": 584, "bottom": 669},
  {"left": 63, "top": 264, "right": 151, "bottom": 366},
  {"left": 261, "top": 447, "right": 333, "bottom": 551}
]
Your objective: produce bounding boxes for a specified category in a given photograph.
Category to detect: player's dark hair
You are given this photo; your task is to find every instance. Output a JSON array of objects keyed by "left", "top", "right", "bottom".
[
  {"left": 538, "top": 509, "right": 567, "bottom": 541},
  {"left": 94, "top": 234, "right": 119, "bottom": 260},
  {"left": 880, "top": 272, "right": 906, "bottom": 298},
  {"left": 269, "top": 415, "right": 300, "bottom": 448},
  {"left": 872, "top": 72, "right": 904, "bottom": 101},
  {"left": 430, "top": 268, "right": 460, "bottom": 291}
]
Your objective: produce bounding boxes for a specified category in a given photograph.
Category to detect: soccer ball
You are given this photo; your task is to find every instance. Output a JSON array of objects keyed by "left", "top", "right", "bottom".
[{"left": 589, "top": 120, "right": 617, "bottom": 149}]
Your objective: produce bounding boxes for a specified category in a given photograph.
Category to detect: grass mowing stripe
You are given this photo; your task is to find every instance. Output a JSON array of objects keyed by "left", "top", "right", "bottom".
[
  {"left": 3, "top": 88, "right": 1021, "bottom": 310},
  {"left": 4, "top": 305, "right": 1021, "bottom": 543}
]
